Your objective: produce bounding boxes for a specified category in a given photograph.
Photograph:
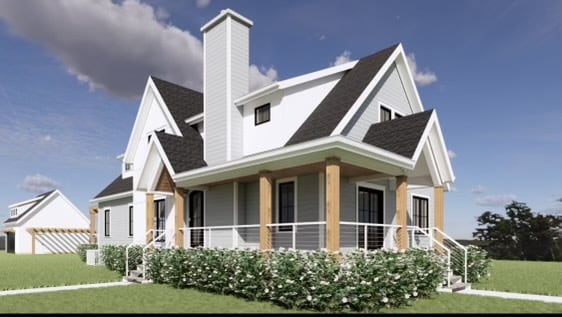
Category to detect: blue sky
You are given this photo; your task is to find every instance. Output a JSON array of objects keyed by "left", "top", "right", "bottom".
[{"left": 0, "top": 0, "right": 560, "bottom": 239}]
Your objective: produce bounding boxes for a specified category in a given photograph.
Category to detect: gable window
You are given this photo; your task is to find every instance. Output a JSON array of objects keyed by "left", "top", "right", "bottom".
[
  {"left": 412, "top": 196, "right": 429, "bottom": 228},
  {"left": 395, "top": 113, "right": 403, "bottom": 119},
  {"left": 104, "top": 209, "right": 111, "bottom": 237},
  {"left": 128, "top": 205, "right": 134, "bottom": 237},
  {"left": 380, "top": 106, "right": 392, "bottom": 122},
  {"left": 255, "top": 103, "right": 271, "bottom": 125},
  {"left": 277, "top": 180, "right": 296, "bottom": 232}
]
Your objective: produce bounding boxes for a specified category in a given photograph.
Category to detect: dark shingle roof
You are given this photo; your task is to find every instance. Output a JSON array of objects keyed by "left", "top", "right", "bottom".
[
  {"left": 156, "top": 129, "right": 207, "bottom": 173},
  {"left": 151, "top": 76, "right": 203, "bottom": 136},
  {"left": 4, "top": 190, "right": 56, "bottom": 224},
  {"left": 151, "top": 77, "right": 207, "bottom": 173},
  {"left": 94, "top": 175, "right": 132, "bottom": 199},
  {"left": 362, "top": 110, "right": 433, "bottom": 158},
  {"left": 285, "top": 44, "right": 398, "bottom": 146}
]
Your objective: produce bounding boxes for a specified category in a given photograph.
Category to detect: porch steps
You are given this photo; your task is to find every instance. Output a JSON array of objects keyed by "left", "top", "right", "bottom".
[
  {"left": 125, "top": 265, "right": 147, "bottom": 284},
  {"left": 442, "top": 274, "right": 471, "bottom": 293}
]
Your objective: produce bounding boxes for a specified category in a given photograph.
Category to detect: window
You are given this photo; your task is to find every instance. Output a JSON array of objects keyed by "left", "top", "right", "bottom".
[
  {"left": 125, "top": 163, "right": 133, "bottom": 171},
  {"left": 380, "top": 106, "right": 392, "bottom": 122},
  {"left": 395, "top": 113, "right": 403, "bottom": 119},
  {"left": 278, "top": 181, "right": 295, "bottom": 231},
  {"left": 128, "top": 205, "right": 134, "bottom": 237},
  {"left": 104, "top": 209, "right": 110, "bottom": 237},
  {"left": 255, "top": 103, "right": 271, "bottom": 125},
  {"left": 412, "top": 196, "right": 429, "bottom": 228},
  {"left": 154, "top": 200, "right": 166, "bottom": 241}
]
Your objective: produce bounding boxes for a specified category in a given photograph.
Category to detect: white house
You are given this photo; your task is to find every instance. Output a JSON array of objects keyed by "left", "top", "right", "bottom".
[
  {"left": 4, "top": 190, "right": 90, "bottom": 254},
  {"left": 90, "top": 9, "right": 455, "bottom": 258}
]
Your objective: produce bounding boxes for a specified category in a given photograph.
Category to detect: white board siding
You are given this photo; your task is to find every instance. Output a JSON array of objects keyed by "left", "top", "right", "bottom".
[
  {"left": 229, "top": 21, "right": 249, "bottom": 161},
  {"left": 204, "top": 22, "right": 228, "bottom": 165},
  {"left": 242, "top": 72, "right": 343, "bottom": 156},
  {"left": 205, "top": 183, "right": 234, "bottom": 248},
  {"left": 344, "top": 64, "right": 414, "bottom": 141},
  {"left": 98, "top": 197, "right": 133, "bottom": 247}
]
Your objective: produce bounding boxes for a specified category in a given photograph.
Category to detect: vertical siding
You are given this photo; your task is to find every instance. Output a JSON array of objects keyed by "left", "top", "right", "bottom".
[
  {"left": 98, "top": 197, "right": 133, "bottom": 247},
  {"left": 205, "top": 183, "right": 233, "bottom": 248},
  {"left": 229, "top": 21, "right": 249, "bottom": 160},
  {"left": 344, "top": 65, "right": 414, "bottom": 141},
  {"left": 204, "top": 22, "right": 227, "bottom": 165}
]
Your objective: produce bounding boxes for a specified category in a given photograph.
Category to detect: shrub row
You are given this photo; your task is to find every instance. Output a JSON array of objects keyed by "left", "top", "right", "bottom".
[
  {"left": 100, "top": 245, "right": 143, "bottom": 275},
  {"left": 452, "top": 245, "right": 491, "bottom": 282},
  {"left": 145, "top": 248, "right": 446, "bottom": 313},
  {"left": 76, "top": 244, "right": 98, "bottom": 263}
]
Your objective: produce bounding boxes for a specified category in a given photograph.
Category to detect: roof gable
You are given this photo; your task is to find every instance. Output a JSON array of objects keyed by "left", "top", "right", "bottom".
[
  {"left": 156, "top": 129, "right": 207, "bottom": 174},
  {"left": 4, "top": 190, "right": 55, "bottom": 224},
  {"left": 362, "top": 110, "right": 433, "bottom": 158},
  {"left": 285, "top": 44, "right": 398, "bottom": 146},
  {"left": 94, "top": 175, "right": 133, "bottom": 199}
]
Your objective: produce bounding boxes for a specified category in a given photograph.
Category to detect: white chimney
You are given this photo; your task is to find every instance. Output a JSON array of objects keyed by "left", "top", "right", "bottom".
[{"left": 201, "top": 9, "right": 253, "bottom": 165}]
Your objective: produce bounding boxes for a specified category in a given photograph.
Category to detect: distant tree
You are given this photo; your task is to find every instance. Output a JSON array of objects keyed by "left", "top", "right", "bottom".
[{"left": 473, "top": 201, "right": 562, "bottom": 261}]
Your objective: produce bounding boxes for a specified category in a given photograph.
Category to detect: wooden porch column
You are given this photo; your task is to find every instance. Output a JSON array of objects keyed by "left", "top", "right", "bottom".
[
  {"left": 396, "top": 175, "right": 408, "bottom": 250},
  {"left": 259, "top": 171, "right": 273, "bottom": 250},
  {"left": 146, "top": 193, "right": 155, "bottom": 244},
  {"left": 89, "top": 207, "right": 98, "bottom": 244},
  {"left": 31, "top": 229, "right": 36, "bottom": 255},
  {"left": 175, "top": 188, "right": 186, "bottom": 248},
  {"left": 434, "top": 186, "right": 444, "bottom": 246},
  {"left": 326, "top": 158, "right": 341, "bottom": 253}
]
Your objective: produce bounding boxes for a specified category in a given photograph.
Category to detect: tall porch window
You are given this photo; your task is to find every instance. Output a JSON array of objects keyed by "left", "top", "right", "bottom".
[
  {"left": 104, "top": 209, "right": 110, "bottom": 237},
  {"left": 154, "top": 199, "right": 165, "bottom": 241},
  {"left": 412, "top": 196, "right": 429, "bottom": 228},
  {"left": 278, "top": 181, "right": 296, "bottom": 232}
]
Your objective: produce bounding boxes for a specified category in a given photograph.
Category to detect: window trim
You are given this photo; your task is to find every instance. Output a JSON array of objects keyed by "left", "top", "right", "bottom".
[
  {"left": 411, "top": 194, "right": 430, "bottom": 229},
  {"left": 355, "top": 182, "right": 386, "bottom": 225},
  {"left": 104, "top": 208, "right": 111, "bottom": 237},
  {"left": 379, "top": 105, "right": 392, "bottom": 122},
  {"left": 128, "top": 204, "right": 134, "bottom": 237},
  {"left": 254, "top": 103, "right": 271, "bottom": 126},
  {"left": 275, "top": 177, "right": 298, "bottom": 232},
  {"left": 379, "top": 102, "right": 404, "bottom": 121}
]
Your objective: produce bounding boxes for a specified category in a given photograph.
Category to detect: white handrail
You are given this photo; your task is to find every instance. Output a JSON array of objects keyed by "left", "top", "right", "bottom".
[
  {"left": 266, "top": 221, "right": 326, "bottom": 227},
  {"left": 341, "top": 221, "right": 401, "bottom": 228},
  {"left": 181, "top": 224, "right": 261, "bottom": 249},
  {"left": 125, "top": 228, "right": 156, "bottom": 278},
  {"left": 142, "top": 230, "right": 166, "bottom": 278},
  {"left": 407, "top": 226, "right": 453, "bottom": 287},
  {"left": 431, "top": 227, "right": 468, "bottom": 284}
]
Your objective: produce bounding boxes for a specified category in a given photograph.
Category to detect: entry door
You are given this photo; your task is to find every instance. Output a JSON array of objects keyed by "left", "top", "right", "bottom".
[
  {"left": 189, "top": 191, "right": 204, "bottom": 247},
  {"left": 6, "top": 232, "right": 15, "bottom": 253},
  {"left": 358, "top": 187, "right": 384, "bottom": 249},
  {"left": 154, "top": 199, "right": 166, "bottom": 242}
]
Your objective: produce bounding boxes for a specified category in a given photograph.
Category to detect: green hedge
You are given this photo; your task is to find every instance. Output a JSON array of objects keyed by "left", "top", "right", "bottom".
[
  {"left": 452, "top": 245, "right": 491, "bottom": 282},
  {"left": 100, "top": 245, "right": 143, "bottom": 275},
  {"left": 76, "top": 244, "right": 98, "bottom": 263},
  {"left": 145, "top": 248, "right": 446, "bottom": 313}
]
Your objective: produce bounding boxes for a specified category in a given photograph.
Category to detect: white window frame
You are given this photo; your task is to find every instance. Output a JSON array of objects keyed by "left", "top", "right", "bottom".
[
  {"left": 103, "top": 208, "right": 111, "bottom": 237},
  {"left": 378, "top": 102, "right": 405, "bottom": 122},
  {"left": 275, "top": 177, "right": 298, "bottom": 233},
  {"left": 128, "top": 204, "right": 134, "bottom": 237},
  {"left": 355, "top": 182, "right": 386, "bottom": 225},
  {"left": 410, "top": 194, "right": 431, "bottom": 229}
]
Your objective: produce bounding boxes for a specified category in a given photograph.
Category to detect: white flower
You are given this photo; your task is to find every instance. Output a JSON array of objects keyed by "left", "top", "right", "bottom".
[
  {"left": 405, "top": 294, "right": 410, "bottom": 299},
  {"left": 278, "top": 284, "right": 283, "bottom": 288},
  {"left": 306, "top": 295, "right": 312, "bottom": 301},
  {"left": 394, "top": 275, "right": 400, "bottom": 280},
  {"left": 264, "top": 288, "right": 269, "bottom": 293},
  {"left": 320, "top": 281, "right": 330, "bottom": 286},
  {"left": 374, "top": 277, "right": 380, "bottom": 282},
  {"left": 311, "top": 286, "right": 316, "bottom": 290},
  {"left": 413, "top": 291, "right": 418, "bottom": 297},
  {"left": 342, "top": 297, "right": 348, "bottom": 303},
  {"left": 382, "top": 297, "right": 389, "bottom": 303}
]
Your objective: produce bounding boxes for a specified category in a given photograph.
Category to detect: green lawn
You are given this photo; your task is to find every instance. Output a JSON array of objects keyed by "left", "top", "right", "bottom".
[
  {"left": 0, "top": 251, "right": 121, "bottom": 290},
  {"left": 0, "top": 284, "right": 560, "bottom": 313},
  {"left": 472, "top": 260, "right": 562, "bottom": 296}
]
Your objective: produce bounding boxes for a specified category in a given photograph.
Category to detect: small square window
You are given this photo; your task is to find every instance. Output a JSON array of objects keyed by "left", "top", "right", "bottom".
[
  {"left": 255, "top": 103, "right": 271, "bottom": 125},
  {"left": 380, "top": 106, "right": 392, "bottom": 122},
  {"left": 395, "top": 113, "right": 403, "bottom": 119}
]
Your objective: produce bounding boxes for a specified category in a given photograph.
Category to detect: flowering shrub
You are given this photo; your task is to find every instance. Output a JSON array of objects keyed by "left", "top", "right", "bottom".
[
  {"left": 100, "top": 245, "right": 143, "bottom": 275},
  {"left": 145, "top": 247, "right": 445, "bottom": 313},
  {"left": 452, "top": 245, "right": 491, "bottom": 282},
  {"left": 76, "top": 244, "right": 97, "bottom": 262}
]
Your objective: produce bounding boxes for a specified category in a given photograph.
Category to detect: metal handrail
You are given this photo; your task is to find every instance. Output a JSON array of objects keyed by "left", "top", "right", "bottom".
[
  {"left": 141, "top": 230, "right": 166, "bottom": 278},
  {"left": 125, "top": 228, "right": 155, "bottom": 279},
  {"left": 430, "top": 227, "right": 468, "bottom": 284},
  {"left": 181, "top": 224, "right": 261, "bottom": 249},
  {"left": 407, "top": 226, "right": 453, "bottom": 287}
]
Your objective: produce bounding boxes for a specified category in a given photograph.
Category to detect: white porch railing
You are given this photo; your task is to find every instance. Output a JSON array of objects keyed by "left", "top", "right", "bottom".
[
  {"left": 267, "top": 221, "right": 326, "bottom": 250},
  {"left": 181, "top": 224, "right": 261, "bottom": 249},
  {"left": 125, "top": 229, "right": 165, "bottom": 279},
  {"left": 407, "top": 226, "right": 454, "bottom": 287},
  {"left": 427, "top": 227, "right": 468, "bottom": 284},
  {"left": 340, "top": 221, "right": 401, "bottom": 251}
]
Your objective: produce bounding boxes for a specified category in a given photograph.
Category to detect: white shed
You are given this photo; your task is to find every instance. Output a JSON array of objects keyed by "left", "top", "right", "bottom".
[{"left": 3, "top": 190, "right": 90, "bottom": 255}]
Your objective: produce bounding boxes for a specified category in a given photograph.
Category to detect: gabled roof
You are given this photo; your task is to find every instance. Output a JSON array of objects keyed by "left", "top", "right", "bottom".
[
  {"left": 156, "top": 129, "right": 207, "bottom": 174},
  {"left": 362, "top": 110, "right": 434, "bottom": 158},
  {"left": 285, "top": 44, "right": 399, "bottom": 146},
  {"left": 150, "top": 76, "right": 203, "bottom": 136},
  {"left": 94, "top": 175, "right": 132, "bottom": 199},
  {"left": 4, "top": 190, "right": 55, "bottom": 224}
]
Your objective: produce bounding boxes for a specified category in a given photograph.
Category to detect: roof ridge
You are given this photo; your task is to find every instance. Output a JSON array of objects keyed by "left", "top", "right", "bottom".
[{"left": 150, "top": 76, "right": 203, "bottom": 95}]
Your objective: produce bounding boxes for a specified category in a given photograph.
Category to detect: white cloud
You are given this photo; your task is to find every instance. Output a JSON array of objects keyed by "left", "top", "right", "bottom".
[
  {"left": 406, "top": 53, "right": 437, "bottom": 86},
  {"left": 249, "top": 65, "right": 278, "bottom": 91},
  {"left": 471, "top": 185, "right": 486, "bottom": 195},
  {"left": 450, "top": 186, "right": 458, "bottom": 192},
  {"left": 42, "top": 135, "right": 52, "bottom": 142},
  {"left": 18, "top": 174, "right": 60, "bottom": 195},
  {"left": 196, "top": 0, "right": 212, "bottom": 9},
  {"left": 476, "top": 194, "right": 517, "bottom": 207},
  {"left": 330, "top": 50, "right": 352, "bottom": 66},
  {"left": 447, "top": 149, "right": 457, "bottom": 159},
  {"left": 319, "top": 35, "right": 326, "bottom": 41},
  {"left": 0, "top": 0, "right": 274, "bottom": 99}
]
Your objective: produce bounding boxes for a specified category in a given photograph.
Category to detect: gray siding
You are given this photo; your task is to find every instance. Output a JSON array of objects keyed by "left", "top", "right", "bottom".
[
  {"left": 242, "top": 181, "right": 260, "bottom": 225},
  {"left": 204, "top": 22, "right": 228, "bottom": 165},
  {"left": 98, "top": 197, "right": 133, "bottom": 246},
  {"left": 206, "top": 183, "right": 233, "bottom": 226},
  {"left": 340, "top": 179, "right": 356, "bottom": 222},
  {"left": 344, "top": 65, "right": 414, "bottom": 141}
]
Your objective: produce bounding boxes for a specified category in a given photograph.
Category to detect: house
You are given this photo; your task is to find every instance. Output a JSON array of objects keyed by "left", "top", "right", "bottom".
[
  {"left": 3, "top": 190, "right": 90, "bottom": 254},
  {"left": 90, "top": 9, "right": 455, "bottom": 256}
]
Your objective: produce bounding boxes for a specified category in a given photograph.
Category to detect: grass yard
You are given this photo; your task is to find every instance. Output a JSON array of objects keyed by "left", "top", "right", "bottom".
[
  {"left": 0, "top": 284, "right": 560, "bottom": 313},
  {"left": 0, "top": 251, "right": 121, "bottom": 290},
  {"left": 472, "top": 260, "right": 562, "bottom": 296}
]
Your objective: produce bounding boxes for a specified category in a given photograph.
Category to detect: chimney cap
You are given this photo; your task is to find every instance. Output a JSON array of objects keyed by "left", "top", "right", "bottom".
[{"left": 201, "top": 8, "right": 253, "bottom": 33}]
